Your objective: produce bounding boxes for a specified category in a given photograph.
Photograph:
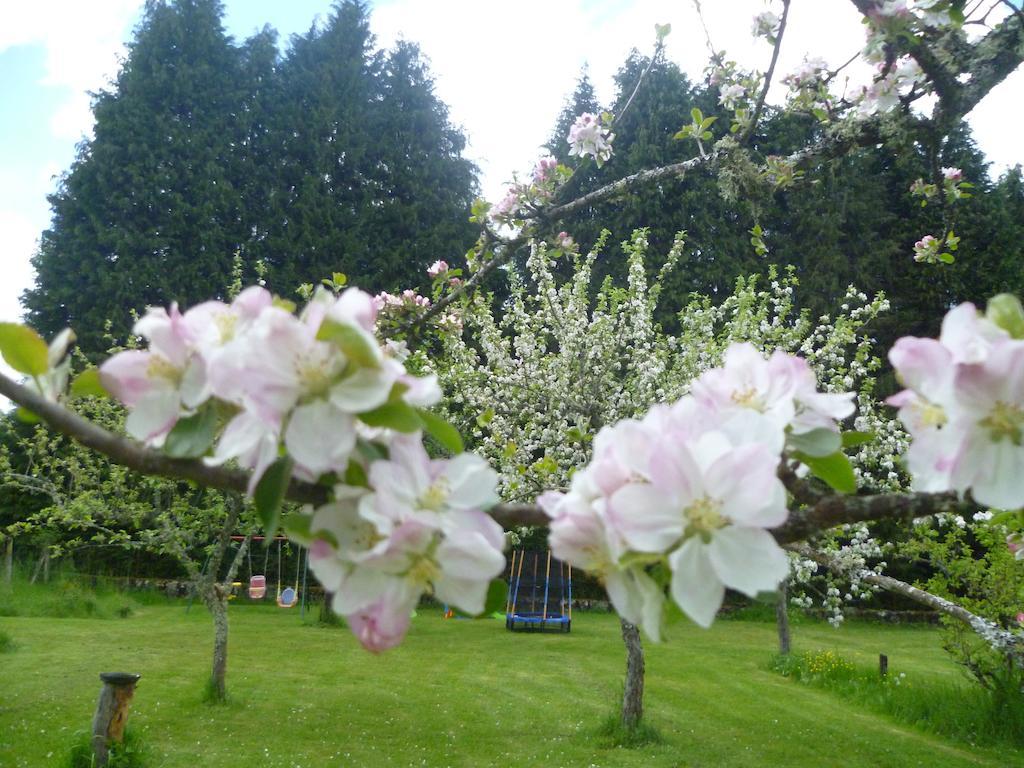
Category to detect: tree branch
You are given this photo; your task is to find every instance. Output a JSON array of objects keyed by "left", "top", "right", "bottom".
[
  {"left": 742, "top": 0, "right": 792, "bottom": 145},
  {"left": 0, "top": 370, "right": 327, "bottom": 506},
  {"left": 797, "top": 543, "right": 1024, "bottom": 660}
]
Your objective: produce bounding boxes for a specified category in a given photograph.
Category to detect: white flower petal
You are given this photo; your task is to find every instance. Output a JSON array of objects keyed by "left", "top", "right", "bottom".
[
  {"left": 668, "top": 538, "right": 725, "bottom": 628},
  {"left": 608, "top": 483, "right": 682, "bottom": 553},
  {"left": 125, "top": 389, "right": 180, "bottom": 445},
  {"left": 285, "top": 400, "right": 357, "bottom": 480},
  {"left": 707, "top": 526, "right": 790, "bottom": 598}
]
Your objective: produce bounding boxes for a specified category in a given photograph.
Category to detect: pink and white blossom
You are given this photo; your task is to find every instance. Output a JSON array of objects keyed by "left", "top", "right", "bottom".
[
  {"left": 567, "top": 113, "right": 614, "bottom": 167},
  {"left": 100, "top": 304, "right": 203, "bottom": 445}
]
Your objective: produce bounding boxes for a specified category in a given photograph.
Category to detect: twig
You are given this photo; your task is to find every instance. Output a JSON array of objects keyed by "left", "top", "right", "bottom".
[
  {"left": 795, "top": 543, "right": 1024, "bottom": 659},
  {"left": 0, "top": 369, "right": 327, "bottom": 506},
  {"left": 742, "top": 0, "right": 792, "bottom": 146},
  {"left": 691, "top": 0, "right": 720, "bottom": 62}
]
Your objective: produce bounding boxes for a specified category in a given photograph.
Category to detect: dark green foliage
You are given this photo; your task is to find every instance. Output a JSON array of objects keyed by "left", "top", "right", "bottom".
[
  {"left": 544, "top": 55, "right": 1024, "bottom": 357},
  {"left": 24, "top": 0, "right": 477, "bottom": 355}
]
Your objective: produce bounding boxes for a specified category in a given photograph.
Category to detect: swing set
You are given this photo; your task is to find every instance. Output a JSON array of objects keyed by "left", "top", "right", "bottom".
[
  {"left": 234, "top": 536, "right": 303, "bottom": 609},
  {"left": 505, "top": 550, "right": 572, "bottom": 632}
]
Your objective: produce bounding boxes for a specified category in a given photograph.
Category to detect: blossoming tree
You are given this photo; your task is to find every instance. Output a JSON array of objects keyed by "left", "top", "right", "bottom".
[{"left": 1, "top": 0, "right": 1023, "bottom": 739}]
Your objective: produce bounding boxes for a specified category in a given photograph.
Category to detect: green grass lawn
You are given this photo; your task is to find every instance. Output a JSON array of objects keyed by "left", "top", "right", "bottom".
[{"left": 1, "top": 601, "right": 1020, "bottom": 767}]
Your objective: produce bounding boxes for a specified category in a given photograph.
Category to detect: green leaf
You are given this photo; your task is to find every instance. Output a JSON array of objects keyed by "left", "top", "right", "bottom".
[
  {"left": 317, "top": 319, "right": 380, "bottom": 368},
  {"left": 0, "top": 323, "right": 50, "bottom": 376},
  {"left": 788, "top": 428, "right": 841, "bottom": 458},
  {"left": 15, "top": 407, "right": 39, "bottom": 424},
  {"left": 272, "top": 296, "right": 297, "bottom": 313},
  {"left": 841, "top": 430, "right": 875, "bottom": 449},
  {"left": 69, "top": 368, "right": 108, "bottom": 399},
  {"left": 255, "top": 457, "right": 293, "bottom": 537},
  {"left": 343, "top": 459, "right": 369, "bottom": 488},
  {"left": 476, "top": 407, "right": 495, "bottom": 427},
  {"left": 988, "top": 509, "right": 1021, "bottom": 527},
  {"left": 987, "top": 294, "right": 1024, "bottom": 339},
  {"left": 691, "top": 107, "right": 703, "bottom": 123},
  {"left": 793, "top": 451, "right": 857, "bottom": 494},
  {"left": 359, "top": 401, "right": 423, "bottom": 433},
  {"left": 163, "top": 404, "right": 219, "bottom": 459},
  {"left": 417, "top": 408, "right": 464, "bottom": 454},
  {"left": 938, "top": 252, "right": 955, "bottom": 264},
  {"left": 282, "top": 513, "right": 314, "bottom": 545}
]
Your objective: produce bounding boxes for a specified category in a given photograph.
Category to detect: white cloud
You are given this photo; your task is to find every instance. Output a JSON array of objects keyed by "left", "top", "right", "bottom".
[
  {"left": 0, "top": 1, "right": 142, "bottom": 141},
  {"left": 0, "top": 0, "right": 142, "bottom": 346},
  {"left": 371, "top": 0, "right": 1017, "bottom": 198}
]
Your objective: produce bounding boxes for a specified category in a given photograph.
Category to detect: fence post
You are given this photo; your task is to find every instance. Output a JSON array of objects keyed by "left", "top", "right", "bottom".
[
  {"left": 879, "top": 654, "right": 888, "bottom": 677},
  {"left": 91, "top": 672, "right": 141, "bottom": 766}
]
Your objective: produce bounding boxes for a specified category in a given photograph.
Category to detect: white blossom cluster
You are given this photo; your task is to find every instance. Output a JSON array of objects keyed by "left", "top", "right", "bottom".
[{"left": 434, "top": 232, "right": 898, "bottom": 500}]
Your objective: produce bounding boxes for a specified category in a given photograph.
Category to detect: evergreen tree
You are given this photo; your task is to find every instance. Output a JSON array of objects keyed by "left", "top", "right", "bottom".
[
  {"left": 262, "top": 2, "right": 477, "bottom": 295},
  {"left": 24, "top": 0, "right": 478, "bottom": 353},
  {"left": 24, "top": 0, "right": 249, "bottom": 353}
]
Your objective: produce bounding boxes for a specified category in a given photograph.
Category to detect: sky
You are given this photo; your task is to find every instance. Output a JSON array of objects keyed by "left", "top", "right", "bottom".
[{"left": 0, "top": 0, "right": 1021, "bottom": 347}]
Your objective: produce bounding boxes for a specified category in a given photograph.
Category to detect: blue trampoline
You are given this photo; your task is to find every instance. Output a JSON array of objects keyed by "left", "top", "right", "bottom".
[{"left": 505, "top": 550, "right": 571, "bottom": 633}]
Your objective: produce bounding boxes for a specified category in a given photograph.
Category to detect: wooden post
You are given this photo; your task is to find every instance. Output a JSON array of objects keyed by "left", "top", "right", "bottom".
[
  {"left": 3, "top": 536, "right": 12, "bottom": 586},
  {"left": 775, "top": 581, "right": 792, "bottom": 655},
  {"left": 879, "top": 654, "right": 888, "bottom": 677},
  {"left": 91, "top": 672, "right": 140, "bottom": 766},
  {"left": 620, "top": 619, "right": 645, "bottom": 730}
]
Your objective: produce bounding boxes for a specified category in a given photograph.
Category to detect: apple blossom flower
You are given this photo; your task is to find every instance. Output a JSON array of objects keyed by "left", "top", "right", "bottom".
[
  {"left": 540, "top": 488, "right": 665, "bottom": 641},
  {"left": 531, "top": 154, "right": 558, "bottom": 185},
  {"left": 567, "top": 113, "right": 614, "bottom": 167},
  {"left": 889, "top": 302, "right": 1024, "bottom": 507},
  {"left": 783, "top": 57, "right": 829, "bottom": 90},
  {"left": 100, "top": 304, "right": 203, "bottom": 445},
  {"left": 27, "top": 328, "right": 76, "bottom": 403},
  {"left": 610, "top": 428, "right": 790, "bottom": 627},
  {"left": 942, "top": 167, "right": 963, "bottom": 182},
  {"left": 719, "top": 83, "right": 747, "bottom": 109},
  {"left": 913, "top": 234, "right": 940, "bottom": 263},
  {"left": 358, "top": 434, "right": 499, "bottom": 532},
  {"left": 689, "top": 342, "right": 853, "bottom": 451},
  {"left": 946, "top": 343, "right": 1024, "bottom": 508},
  {"left": 491, "top": 186, "right": 521, "bottom": 221},
  {"left": 751, "top": 11, "right": 780, "bottom": 39},
  {"left": 427, "top": 260, "right": 449, "bottom": 278},
  {"left": 308, "top": 438, "right": 505, "bottom": 652}
]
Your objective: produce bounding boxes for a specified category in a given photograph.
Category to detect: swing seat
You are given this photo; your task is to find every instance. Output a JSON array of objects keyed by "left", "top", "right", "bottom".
[
  {"left": 248, "top": 575, "right": 267, "bottom": 600},
  {"left": 277, "top": 586, "right": 298, "bottom": 608}
]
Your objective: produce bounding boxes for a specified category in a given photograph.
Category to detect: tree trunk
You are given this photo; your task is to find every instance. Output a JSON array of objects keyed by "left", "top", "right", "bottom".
[
  {"left": 319, "top": 592, "right": 341, "bottom": 626},
  {"left": 620, "top": 619, "right": 645, "bottom": 730},
  {"left": 42, "top": 548, "right": 50, "bottom": 583},
  {"left": 3, "top": 537, "right": 12, "bottom": 586},
  {"left": 776, "top": 581, "right": 792, "bottom": 655},
  {"left": 30, "top": 549, "right": 45, "bottom": 584},
  {"left": 208, "top": 587, "right": 229, "bottom": 702}
]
